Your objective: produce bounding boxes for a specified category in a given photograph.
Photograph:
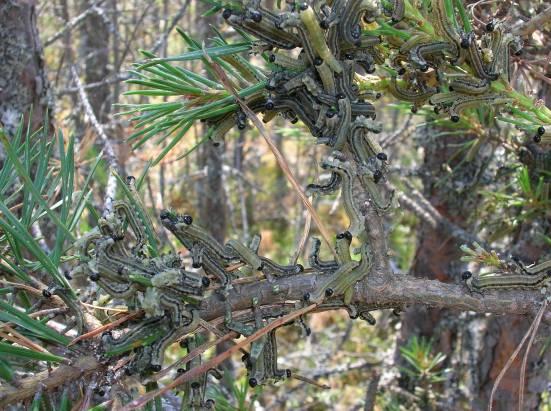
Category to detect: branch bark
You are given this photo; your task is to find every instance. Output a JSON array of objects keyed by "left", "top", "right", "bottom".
[
  {"left": 0, "top": 356, "right": 102, "bottom": 405},
  {"left": 1, "top": 268, "right": 547, "bottom": 406},
  {"left": 198, "top": 271, "right": 548, "bottom": 323}
]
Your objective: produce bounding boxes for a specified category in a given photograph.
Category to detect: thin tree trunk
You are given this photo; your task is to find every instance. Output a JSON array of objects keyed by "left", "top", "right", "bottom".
[
  {"left": 0, "top": 0, "right": 52, "bottom": 136},
  {"left": 79, "top": 0, "right": 110, "bottom": 122}
]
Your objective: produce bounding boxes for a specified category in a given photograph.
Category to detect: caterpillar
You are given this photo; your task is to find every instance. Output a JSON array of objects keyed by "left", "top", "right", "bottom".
[
  {"left": 350, "top": 124, "right": 394, "bottom": 211},
  {"left": 268, "top": 52, "right": 307, "bottom": 71},
  {"left": 138, "top": 311, "right": 198, "bottom": 373},
  {"left": 309, "top": 237, "right": 340, "bottom": 272},
  {"left": 314, "top": 57, "right": 336, "bottom": 94},
  {"left": 102, "top": 316, "right": 167, "bottom": 352},
  {"left": 391, "top": 0, "right": 405, "bottom": 22},
  {"left": 462, "top": 32, "right": 499, "bottom": 81},
  {"left": 225, "top": 10, "right": 299, "bottom": 50},
  {"left": 409, "top": 41, "right": 455, "bottom": 71},
  {"left": 162, "top": 214, "right": 237, "bottom": 263},
  {"left": 260, "top": 257, "right": 304, "bottom": 278},
  {"left": 209, "top": 115, "right": 235, "bottom": 146},
  {"left": 335, "top": 231, "right": 353, "bottom": 263},
  {"left": 387, "top": 76, "right": 437, "bottom": 103},
  {"left": 332, "top": 96, "right": 352, "bottom": 149},
  {"left": 314, "top": 104, "right": 330, "bottom": 130},
  {"left": 463, "top": 267, "right": 551, "bottom": 292},
  {"left": 249, "top": 234, "right": 262, "bottom": 253},
  {"left": 308, "top": 243, "right": 372, "bottom": 304},
  {"left": 334, "top": 59, "right": 357, "bottom": 101},
  {"left": 448, "top": 94, "right": 512, "bottom": 122},
  {"left": 306, "top": 172, "right": 342, "bottom": 196},
  {"left": 299, "top": 5, "right": 343, "bottom": 73},
  {"left": 248, "top": 329, "right": 289, "bottom": 386},
  {"left": 350, "top": 117, "right": 384, "bottom": 161},
  {"left": 340, "top": 0, "right": 380, "bottom": 44},
  {"left": 429, "top": 91, "right": 464, "bottom": 106},
  {"left": 351, "top": 101, "right": 377, "bottom": 120},
  {"left": 273, "top": 96, "right": 318, "bottom": 131},
  {"left": 399, "top": 33, "right": 434, "bottom": 54},
  {"left": 308, "top": 260, "right": 359, "bottom": 303},
  {"left": 430, "top": 0, "right": 461, "bottom": 58},
  {"left": 449, "top": 77, "right": 490, "bottom": 95},
  {"left": 321, "top": 152, "right": 364, "bottom": 235},
  {"left": 226, "top": 238, "right": 263, "bottom": 270}
]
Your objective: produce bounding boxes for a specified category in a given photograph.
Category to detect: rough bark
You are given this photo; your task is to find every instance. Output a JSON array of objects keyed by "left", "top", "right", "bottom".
[
  {"left": 397, "top": 125, "right": 548, "bottom": 410},
  {"left": 0, "top": 0, "right": 52, "bottom": 136}
]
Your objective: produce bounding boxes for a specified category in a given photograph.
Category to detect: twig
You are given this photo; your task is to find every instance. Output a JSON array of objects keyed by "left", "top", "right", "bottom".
[
  {"left": 56, "top": 73, "right": 130, "bottom": 96},
  {"left": 71, "top": 66, "right": 120, "bottom": 213},
  {"left": 394, "top": 185, "right": 485, "bottom": 248},
  {"left": 380, "top": 114, "right": 413, "bottom": 148},
  {"left": 43, "top": 0, "right": 106, "bottom": 47},
  {"left": 68, "top": 310, "right": 144, "bottom": 346},
  {"left": 488, "top": 301, "right": 547, "bottom": 411},
  {"left": 149, "top": 330, "right": 239, "bottom": 382},
  {"left": 0, "top": 356, "right": 101, "bottom": 406},
  {"left": 291, "top": 373, "right": 330, "bottom": 389},
  {"left": 518, "top": 300, "right": 547, "bottom": 411},
  {"left": 515, "top": 6, "right": 551, "bottom": 38},
  {"left": 363, "top": 370, "right": 381, "bottom": 411},
  {"left": 150, "top": 0, "right": 192, "bottom": 54}
]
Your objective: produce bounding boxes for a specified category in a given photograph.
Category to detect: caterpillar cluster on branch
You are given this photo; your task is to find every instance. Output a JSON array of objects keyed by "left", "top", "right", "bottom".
[{"left": 77, "top": 0, "right": 550, "bottom": 394}]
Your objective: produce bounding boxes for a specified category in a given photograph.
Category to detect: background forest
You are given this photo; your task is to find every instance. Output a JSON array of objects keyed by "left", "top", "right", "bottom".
[{"left": 0, "top": 0, "right": 550, "bottom": 410}]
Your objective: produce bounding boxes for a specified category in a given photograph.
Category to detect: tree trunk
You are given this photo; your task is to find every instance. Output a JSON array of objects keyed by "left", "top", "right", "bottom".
[
  {"left": 0, "top": 0, "right": 52, "bottom": 136},
  {"left": 397, "top": 126, "right": 548, "bottom": 410},
  {"left": 79, "top": 0, "right": 111, "bottom": 122}
]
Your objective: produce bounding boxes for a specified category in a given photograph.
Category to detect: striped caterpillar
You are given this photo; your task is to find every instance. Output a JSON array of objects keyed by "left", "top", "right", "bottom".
[
  {"left": 307, "top": 243, "right": 372, "bottom": 304},
  {"left": 305, "top": 172, "right": 342, "bottom": 196},
  {"left": 398, "top": 33, "right": 434, "bottom": 55},
  {"left": 391, "top": 0, "right": 405, "bottom": 22},
  {"left": 387, "top": 76, "right": 437, "bottom": 103},
  {"left": 314, "top": 57, "right": 336, "bottom": 94},
  {"left": 350, "top": 120, "right": 395, "bottom": 210},
  {"left": 449, "top": 77, "right": 490, "bottom": 95},
  {"left": 409, "top": 41, "right": 455, "bottom": 71},
  {"left": 462, "top": 32, "right": 499, "bottom": 81},
  {"left": 299, "top": 5, "right": 343, "bottom": 73},
  {"left": 224, "top": 9, "right": 299, "bottom": 50},
  {"left": 226, "top": 303, "right": 290, "bottom": 387},
  {"left": 430, "top": 0, "right": 461, "bottom": 59},
  {"left": 268, "top": 52, "right": 307, "bottom": 71},
  {"left": 487, "top": 26, "right": 523, "bottom": 82},
  {"left": 463, "top": 262, "right": 551, "bottom": 292},
  {"left": 448, "top": 94, "right": 512, "bottom": 122},
  {"left": 320, "top": 151, "right": 365, "bottom": 236},
  {"left": 309, "top": 237, "right": 340, "bottom": 272},
  {"left": 332, "top": 96, "right": 353, "bottom": 149}
]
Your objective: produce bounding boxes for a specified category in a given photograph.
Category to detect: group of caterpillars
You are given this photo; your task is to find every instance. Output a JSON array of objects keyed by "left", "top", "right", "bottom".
[
  {"left": 74, "top": 0, "right": 549, "bottom": 402},
  {"left": 386, "top": 0, "right": 525, "bottom": 124},
  {"left": 73, "top": 177, "right": 208, "bottom": 375}
]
